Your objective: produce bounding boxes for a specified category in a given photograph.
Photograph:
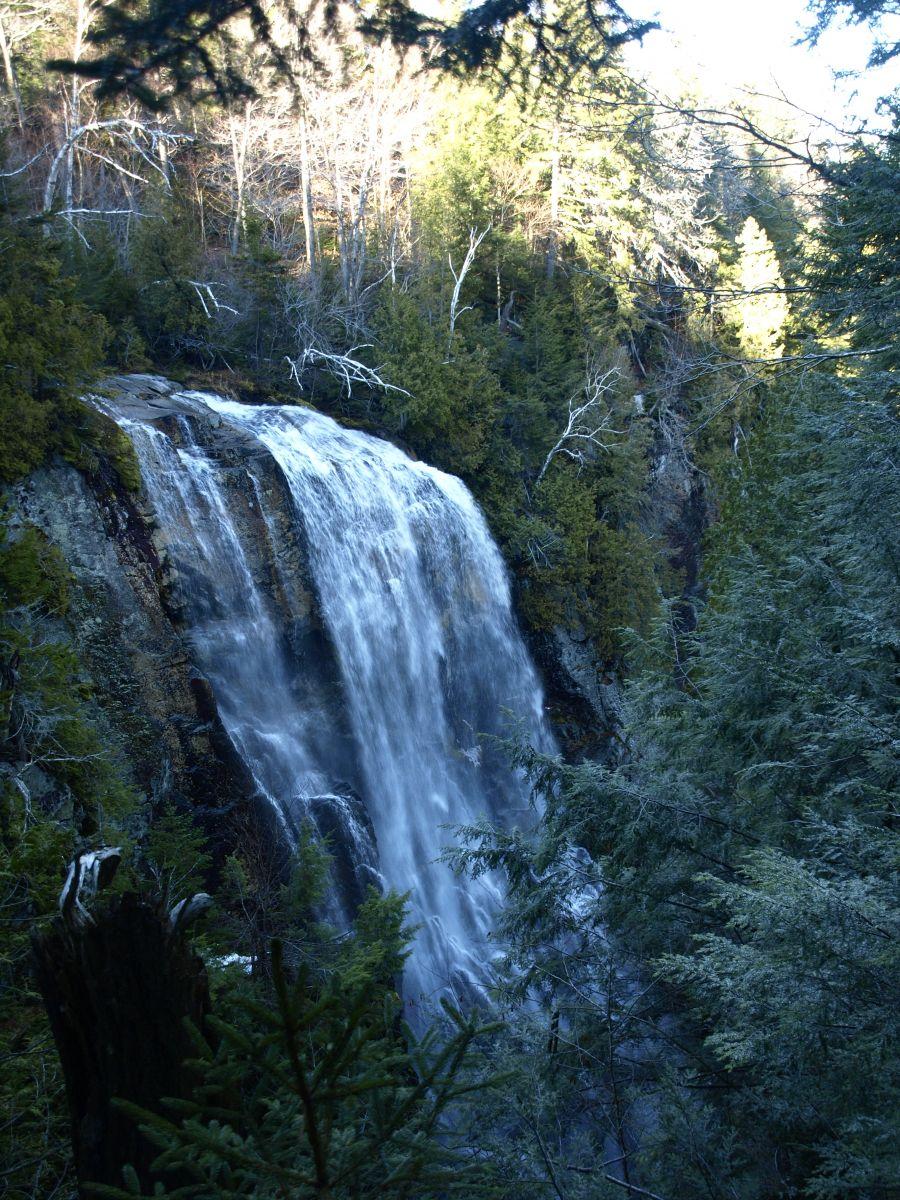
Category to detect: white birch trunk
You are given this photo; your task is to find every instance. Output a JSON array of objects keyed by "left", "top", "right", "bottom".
[
  {"left": 0, "top": 12, "right": 24, "bottom": 129},
  {"left": 299, "top": 106, "right": 316, "bottom": 273}
]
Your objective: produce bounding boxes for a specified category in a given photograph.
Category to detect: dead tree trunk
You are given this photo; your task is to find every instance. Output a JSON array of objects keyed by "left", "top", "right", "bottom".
[
  {"left": 299, "top": 104, "right": 316, "bottom": 274},
  {"left": 0, "top": 12, "right": 25, "bottom": 130},
  {"left": 33, "top": 887, "right": 211, "bottom": 1195},
  {"left": 229, "top": 99, "right": 253, "bottom": 254}
]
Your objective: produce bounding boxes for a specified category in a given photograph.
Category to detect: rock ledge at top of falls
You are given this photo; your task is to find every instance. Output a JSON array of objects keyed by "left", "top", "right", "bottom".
[{"left": 94, "top": 375, "right": 273, "bottom": 461}]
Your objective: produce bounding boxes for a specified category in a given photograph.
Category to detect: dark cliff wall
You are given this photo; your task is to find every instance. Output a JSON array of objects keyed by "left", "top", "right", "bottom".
[{"left": 12, "top": 457, "right": 252, "bottom": 835}]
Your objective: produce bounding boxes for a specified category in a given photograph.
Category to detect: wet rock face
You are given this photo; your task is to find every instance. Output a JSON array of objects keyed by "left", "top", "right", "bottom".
[
  {"left": 529, "top": 626, "right": 626, "bottom": 764},
  {"left": 12, "top": 458, "right": 253, "bottom": 828},
  {"left": 9, "top": 379, "right": 259, "bottom": 827},
  {"left": 646, "top": 412, "right": 710, "bottom": 621}
]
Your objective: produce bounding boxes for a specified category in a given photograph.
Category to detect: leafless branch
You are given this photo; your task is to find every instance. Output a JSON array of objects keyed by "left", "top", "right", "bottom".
[
  {"left": 448, "top": 224, "right": 491, "bottom": 354},
  {"left": 285, "top": 346, "right": 410, "bottom": 398},
  {"left": 0, "top": 148, "right": 45, "bottom": 176},
  {"left": 537, "top": 363, "right": 624, "bottom": 484},
  {"left": 188, "top": 281, "right": 240, "bottom": 318},
  {"left": 42, "top": 119, "right": 190, "bottom": 215}
]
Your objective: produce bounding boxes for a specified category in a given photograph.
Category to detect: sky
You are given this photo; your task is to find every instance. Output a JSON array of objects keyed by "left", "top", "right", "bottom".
[{"left": 623, "top": 0, "right": 900, "bottom": 134}]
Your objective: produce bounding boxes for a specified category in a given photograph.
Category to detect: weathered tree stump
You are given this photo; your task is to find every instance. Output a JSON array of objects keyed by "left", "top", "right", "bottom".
[{"left": 33, "top": 886, "right": 210, "bottom": 1195}]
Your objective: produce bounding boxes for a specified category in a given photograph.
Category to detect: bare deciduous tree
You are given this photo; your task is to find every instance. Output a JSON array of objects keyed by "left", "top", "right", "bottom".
[
  {"left": 42, "top": 118, "right": 188, "bottom": 216},
  {"left": 537, "top": 361, "right": 624, "bottom": 484},
  {"left": 0, "top": 0, "right": 70, "bottom": 127},
  {"left": 286, "top": 345, "right": 409, "bottom": 400},
  {"left": 447, "top": 223, "right": 490, "bottom": 355}
]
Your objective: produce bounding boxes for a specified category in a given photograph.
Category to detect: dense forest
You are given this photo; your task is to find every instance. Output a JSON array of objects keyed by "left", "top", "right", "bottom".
[{"left": 0, "top": 0, "right": 897, "bottom": 1197}]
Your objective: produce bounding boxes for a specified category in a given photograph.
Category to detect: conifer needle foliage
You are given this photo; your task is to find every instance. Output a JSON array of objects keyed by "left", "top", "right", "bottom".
[{"left": 91, "top": 894, "right": 500, "bottom": 1200}]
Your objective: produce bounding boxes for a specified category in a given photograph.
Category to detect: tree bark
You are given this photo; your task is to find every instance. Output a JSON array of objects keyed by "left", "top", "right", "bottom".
[
  {"left": 65, "top": 0, "right": 92, "bottom": 221},
  {"left": 33, "top": 893, "right": 211, "bottom": 1195},
  {"left": 0, "top": 12, "right": 25, "bottom": 129},
  {"left": 299, "top": 105, "right": 316, "bottom": 273}
]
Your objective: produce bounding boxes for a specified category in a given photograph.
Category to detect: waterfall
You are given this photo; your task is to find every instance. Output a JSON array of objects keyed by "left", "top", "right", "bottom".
[
  {"left": 108, "top": 386, "right": 552, "bottom": 1008},
  {"left": 116, "top": 415, "right": 332, "bottom": 813}
]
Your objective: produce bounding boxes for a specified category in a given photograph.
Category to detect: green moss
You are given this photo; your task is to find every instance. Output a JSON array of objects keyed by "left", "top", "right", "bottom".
[
  {"left": 0, "top": 524, "right": 71, "bottom": 613},
  {"left": 64, "top": 405, "right": 143, "bottom": 493}
]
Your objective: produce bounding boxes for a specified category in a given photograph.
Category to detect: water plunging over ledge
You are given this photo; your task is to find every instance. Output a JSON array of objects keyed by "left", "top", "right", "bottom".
[{"left": 105, "top": 384, "right": 553, "bottom": 1008}]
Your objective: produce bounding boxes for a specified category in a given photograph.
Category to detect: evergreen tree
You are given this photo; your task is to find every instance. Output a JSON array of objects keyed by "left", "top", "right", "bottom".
[
  {"left": 450, "top": 125, "right": 900, "bottom": 1198},
  {"left": 92, "top": 887, "right": 500, "bottom": 1199},
  {"left": 0, "top": 165, "right": 107, "bottom": 484},
  {"left": 730, "top": 216, "right": 789, "bottom": 358}
]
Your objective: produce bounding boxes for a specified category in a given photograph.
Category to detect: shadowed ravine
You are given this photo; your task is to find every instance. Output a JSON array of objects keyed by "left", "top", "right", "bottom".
[{"left": 104, "top": 387, "right": 553, "bottom": 1009}]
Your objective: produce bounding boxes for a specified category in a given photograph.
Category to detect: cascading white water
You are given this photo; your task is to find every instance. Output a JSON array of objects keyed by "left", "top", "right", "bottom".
[
  {"left": 117, "top": 415, "right": 331, "bottom": 821},
  {"left": 109, "top": 387, "right": 553, "bottom": 1008}
]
